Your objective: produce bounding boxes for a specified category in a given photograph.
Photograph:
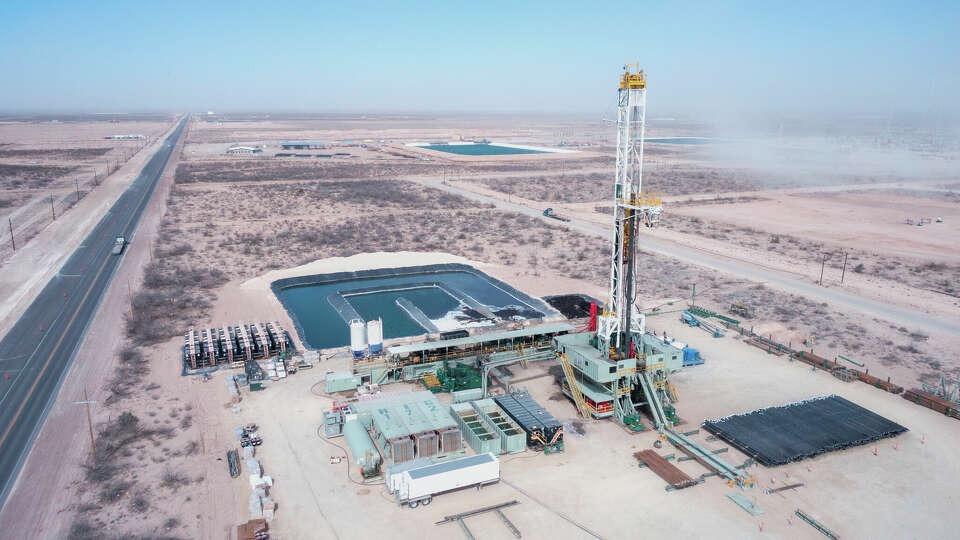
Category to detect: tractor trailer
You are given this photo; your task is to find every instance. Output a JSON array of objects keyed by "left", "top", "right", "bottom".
[{"left": 393, "top": 452, "right": 500, "bottom": 508}]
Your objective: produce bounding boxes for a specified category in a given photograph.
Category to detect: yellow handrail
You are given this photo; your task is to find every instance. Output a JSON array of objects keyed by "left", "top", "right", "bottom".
[{"left": 559, "top": 353, "right": 591, "bottom": 420}]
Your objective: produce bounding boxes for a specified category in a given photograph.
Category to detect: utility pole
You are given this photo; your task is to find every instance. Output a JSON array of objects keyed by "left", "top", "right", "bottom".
[
  {"left": 50, "top": 195, "right": 56, "bottom": 221},
  {"left": 819, "top": 253, "right": 827, "bottom": 286},
  {"left": 73, "top": 389, "right": 97, "bottom": 460},
  {"left": 75, "top": 177, "right": 81, "bottom": 201},
  {"left": 8, "top": 217, "right": 14, "bottom": 252},
  {"left": 691, "top": 283, "right": 696, "bottom": 307},
  {"left": 840, "top": 252, "right": 848, "bottom": 284}
]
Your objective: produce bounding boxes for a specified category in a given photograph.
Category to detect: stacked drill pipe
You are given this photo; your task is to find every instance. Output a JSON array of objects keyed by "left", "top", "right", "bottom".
[
  {"left": 747, "top": 335, "right": 788, "bottom": 356},
  {"left": 902, "top": 388, "right": 960, "bottom": 420},
  {"left": 731, "top": 324, "right": 905, "bottom": 395},
  {"left": 633, "top": 450, "right": 697, "bottom": 489},
  {"left": 795, "top": 351, "right": 903, "bottom": 394}
]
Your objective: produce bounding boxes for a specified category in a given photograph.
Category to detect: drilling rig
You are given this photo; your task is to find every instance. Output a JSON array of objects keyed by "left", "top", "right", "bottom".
[
  {"left": 554, "top": 65, "right": 677, "bottom": 431},
  {"left": 555, "top": 69, "right": 755, "bottom": 486}
]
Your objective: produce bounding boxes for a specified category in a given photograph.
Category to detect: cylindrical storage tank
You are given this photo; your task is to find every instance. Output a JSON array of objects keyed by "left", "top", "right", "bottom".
[
  {"left": 367, "top": 318, "right": 383, "bottom": 354},
  {"left": 343, "top": 420, "right": 381, "bottom": 477},
  {"left": 349, "top": 319, "right": 367, "bottom": 358}
]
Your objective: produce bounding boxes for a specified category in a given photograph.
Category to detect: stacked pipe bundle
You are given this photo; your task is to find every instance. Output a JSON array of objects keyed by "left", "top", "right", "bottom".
[
  {"left": 703, "top": 395, "right": 908, "bottom": 466},
  {"left": 903, "top": 388, "right": 960, "bottom": 420}
]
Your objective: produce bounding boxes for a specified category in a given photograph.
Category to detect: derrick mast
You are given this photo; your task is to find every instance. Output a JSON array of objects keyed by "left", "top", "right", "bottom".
[{"left": 597, "top": 64, "right": 662, "bottom": 356}]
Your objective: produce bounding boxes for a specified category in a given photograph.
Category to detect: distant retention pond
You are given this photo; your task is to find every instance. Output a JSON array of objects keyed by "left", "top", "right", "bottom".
[
  {"left": 644, "top": 137, "right": 712, "bottom": 144},
  {"left": 272, "top": 264, "right": 552, "bottom": 350},
  {"left": 414, "top": 143, "right": 552, "bottom": 155}
]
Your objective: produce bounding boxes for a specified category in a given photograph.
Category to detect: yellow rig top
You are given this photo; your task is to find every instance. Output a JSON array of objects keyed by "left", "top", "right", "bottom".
[{"left": 620, "top": 63, "right": 647, "bottom": 89}]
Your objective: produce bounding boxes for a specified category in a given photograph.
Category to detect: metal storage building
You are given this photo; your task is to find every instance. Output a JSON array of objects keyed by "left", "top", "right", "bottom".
[{"left": 353, "top": 391, "right": 463, "bottom": 464}]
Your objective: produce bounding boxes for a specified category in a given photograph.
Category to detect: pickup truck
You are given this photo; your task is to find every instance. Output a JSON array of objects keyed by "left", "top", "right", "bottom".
[{"left": 111, "top": 236, "right": 126, "bottom": 255}]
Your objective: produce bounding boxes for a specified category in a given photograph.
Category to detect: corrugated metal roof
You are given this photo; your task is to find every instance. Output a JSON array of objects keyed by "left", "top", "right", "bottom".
[
  {"left": 388, "top": 323, "right": 574, "bottom": 356},
  {"left": 407, "top": 452, "right": 496, "bottom": 479},
  {"left": 354, "top": 391, "right": 457, "bottom": 439}
]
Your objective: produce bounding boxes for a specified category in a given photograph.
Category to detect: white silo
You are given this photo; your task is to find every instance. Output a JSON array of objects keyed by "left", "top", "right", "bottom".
[
  {"left": 349, "top": 319, "right": 367, "bottom": 358},
  {"left": 367, "top": 318, "right": 383, "bottom": 355}
]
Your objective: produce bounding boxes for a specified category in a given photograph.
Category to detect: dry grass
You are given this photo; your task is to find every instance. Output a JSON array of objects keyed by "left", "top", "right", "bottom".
[
  {"left": 468, "top": 164, "right": 761, "bottom": 201},
  {"left": 0, "top": 147, "right": 112, "bottom": 159},
  {"left": 663, "top": 213, "right": 960, "bottom": 296},
  {"left": 0, "top": 163, "right": 77, "bottom": 189},
  {"left": 175, "top": 155, "right": 608, "bottom": 185}
]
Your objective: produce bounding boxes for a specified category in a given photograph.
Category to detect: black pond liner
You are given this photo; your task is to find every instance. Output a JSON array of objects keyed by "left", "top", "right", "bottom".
[
  {"left": 543, "top": 294, "right": 601, "bottom": 319},
  {"left": 702, "top": 395, "right": 908, "bottom": 467}
]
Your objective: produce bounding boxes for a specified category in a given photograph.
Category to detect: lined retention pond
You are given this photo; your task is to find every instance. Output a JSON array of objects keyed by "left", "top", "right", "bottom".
[
  {"left": 415, "top": 143, "right": 550, "bottom": 155},
  {"left": 272, "top": 264, "right": 552, "bottom": 349}
]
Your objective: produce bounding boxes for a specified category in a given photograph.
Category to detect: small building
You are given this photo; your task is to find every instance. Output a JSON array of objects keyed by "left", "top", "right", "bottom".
[
  {"left": 226, "top": 145, "right": 262, "bottom": 155},
  {"left": 281, "top": 141, "right": 325, "bottom": 150},
  {"left": 352, "top": 391, "right": 463, "bottom": 464},
  {"left": 104, "top": 134, "right": 146, "bottom": 140}
]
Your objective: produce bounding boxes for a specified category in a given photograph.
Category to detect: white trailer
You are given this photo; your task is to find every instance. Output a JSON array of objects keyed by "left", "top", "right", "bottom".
[{"left": 395, "top": 452, "right": 500, "bottom": 508}]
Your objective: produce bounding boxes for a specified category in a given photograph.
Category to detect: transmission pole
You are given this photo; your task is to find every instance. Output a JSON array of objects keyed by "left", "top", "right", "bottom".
[
  {"left": 819, "top": 253, "right": 827, "bottom": 286},
  {"left": 73, "top": 389, "right": 97, "bottom": 460},
  {"left": 840, "top": 252, "right": 848, "bottom": 284}
]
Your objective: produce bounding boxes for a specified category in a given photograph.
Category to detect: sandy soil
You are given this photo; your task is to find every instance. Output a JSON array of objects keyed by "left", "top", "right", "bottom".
[
  {"left": 0, "top": 119, "right": 174, "bottom": 246},
  {"left": 674, "top": 191, "right": 960, "bottom": 262},
  {"left": 7, "top": 114, "right": 959, "bottom": 539},
  {"left": 191, "top": 310, "right": 960, "bottom": 540},
  {"left": 0, "top": 118, "right": 180, "bottom": 341},
  {"left": 0, "top": 117, "right": 190, "bottom": 539}
]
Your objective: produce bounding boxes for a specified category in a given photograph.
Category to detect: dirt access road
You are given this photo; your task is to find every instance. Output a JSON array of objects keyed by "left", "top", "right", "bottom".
[{"left": 423, "top": 178, "right": 960, "bottom": 337}]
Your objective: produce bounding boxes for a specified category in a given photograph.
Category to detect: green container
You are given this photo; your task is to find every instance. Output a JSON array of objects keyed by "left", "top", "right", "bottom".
[{"left": 250, "top": 382, "right": 265, "bottom": 391}]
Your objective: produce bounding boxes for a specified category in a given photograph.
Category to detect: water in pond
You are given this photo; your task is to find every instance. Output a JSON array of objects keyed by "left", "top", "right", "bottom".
[
  {"left": 275, "top": 269, "right": 545, "bottom": 349},
  {"left": 419, "top": 143, "right": 549, "bottom": 155},
  {"left": 644, "top": 137, "right": 712, "bottom": 144}
]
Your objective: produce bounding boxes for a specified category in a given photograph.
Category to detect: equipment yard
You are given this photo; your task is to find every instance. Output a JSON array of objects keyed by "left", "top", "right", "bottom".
[{"left": 0, "top": 68, "right": 957, "bottom": 540}]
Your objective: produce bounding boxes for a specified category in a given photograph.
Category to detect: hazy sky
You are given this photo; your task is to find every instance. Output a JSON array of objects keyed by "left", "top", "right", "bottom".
[{"left": 0, "top": 1, "right": 957, "bottom": 118}]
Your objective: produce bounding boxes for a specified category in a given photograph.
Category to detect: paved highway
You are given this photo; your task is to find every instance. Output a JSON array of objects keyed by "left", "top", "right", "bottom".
[
  {"left": 0, "top": 117, "right": 187, "bottom": 508},
  {"left": 424, "top": 178, "right": 960, "bottom": 337}
]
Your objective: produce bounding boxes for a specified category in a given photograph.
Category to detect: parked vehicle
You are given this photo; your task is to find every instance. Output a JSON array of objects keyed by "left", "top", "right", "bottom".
[{"left": 394, "top": 452, "right": 500, "bottom": 508}]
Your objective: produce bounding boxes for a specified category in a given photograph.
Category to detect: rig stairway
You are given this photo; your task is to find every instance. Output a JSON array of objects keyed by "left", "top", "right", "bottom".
[{"left": 558, "top": 353, "right": 592, "bottom": 420}]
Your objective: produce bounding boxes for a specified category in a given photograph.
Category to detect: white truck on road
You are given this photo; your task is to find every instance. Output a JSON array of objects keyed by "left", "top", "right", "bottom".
[
  {"left": 111, "top": 236, "right": 126, "bottom": 255},
  {"left": 393, "top": 452, "right": 500, "bottom": 508}
]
